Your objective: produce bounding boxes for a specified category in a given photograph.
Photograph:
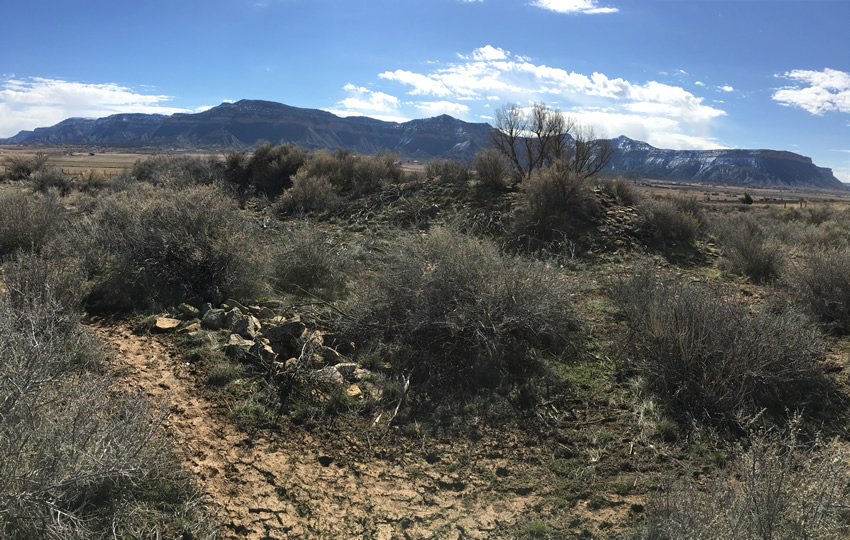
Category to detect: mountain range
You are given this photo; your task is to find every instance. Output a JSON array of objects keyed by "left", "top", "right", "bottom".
[{"left": 2, "top": 99, "right": 843, "bottom": 190}]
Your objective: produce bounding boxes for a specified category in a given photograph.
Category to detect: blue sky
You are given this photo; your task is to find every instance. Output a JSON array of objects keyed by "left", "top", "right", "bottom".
[{"left": 2, "top": 0, "right": 849, "bottom": 180}]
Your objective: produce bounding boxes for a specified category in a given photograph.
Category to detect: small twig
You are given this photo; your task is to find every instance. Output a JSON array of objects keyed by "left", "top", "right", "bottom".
[{"left": 388, "top": 373, "right": 411, "bottom": 425}]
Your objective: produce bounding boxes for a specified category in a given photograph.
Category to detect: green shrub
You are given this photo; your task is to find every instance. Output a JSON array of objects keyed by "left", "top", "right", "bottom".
[
  {"left": 515, "top": 162, "right": 601, "bottom": 247},
  {"left": 347, "top": 226, "right": 580, "bottom": 394},
  {"left": 716, "top": 213, "right": 783, "bottom": 283},
  {"left": 788, "top": 248, "right": 850, "bottom": 334},
  {"left": 600, "top": 175, "right": 642, "bottom": 206},
  {"left": 474, "top": 148, "right": 510, "bottom": 192},
  {"left": 613, "top": 270, "right": 825, "bottom": 424},
  {"left": 0, "top": 190, "right": 65, "bottom": 258},
  {"left": 70, "top": 183, "right": 266, "bottom": 311},
  {"left": 298, "top": 149, "right": 401, "bottom": 194},
  {"left": 245, "top": 142, "right": 307, "bottom": 196},
  {"left": 639, "top": 196, "right": 703, "bottom": 246},
  {"left": 276, "top": 169, "right": 342, "bottom": 215}
]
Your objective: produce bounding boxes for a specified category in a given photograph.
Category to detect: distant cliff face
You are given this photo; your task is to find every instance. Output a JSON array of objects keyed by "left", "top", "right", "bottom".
[
  {"left": 606, "top": 136, "right": 844, "bottom": 190},
  {"left": 2, "top": 100, "right": 843, "bottom": 190},
  {"left": 3, "top": 100, "right": 493, "bottom": 160}
]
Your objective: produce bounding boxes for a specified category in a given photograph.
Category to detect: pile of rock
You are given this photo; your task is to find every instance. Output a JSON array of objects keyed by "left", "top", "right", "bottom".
[{"left": 154, "top": 299, "right": 369, "bottom": 398}]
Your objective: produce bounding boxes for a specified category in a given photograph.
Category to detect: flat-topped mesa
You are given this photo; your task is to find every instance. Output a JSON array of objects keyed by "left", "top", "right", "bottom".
[{"left": 3, "top": 101, "right": 842, "bottom": 189}]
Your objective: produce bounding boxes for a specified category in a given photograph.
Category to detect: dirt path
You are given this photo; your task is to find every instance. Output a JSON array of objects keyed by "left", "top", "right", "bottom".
[{"left": 91, "top": 321, "right": 551, "bottom": 539}]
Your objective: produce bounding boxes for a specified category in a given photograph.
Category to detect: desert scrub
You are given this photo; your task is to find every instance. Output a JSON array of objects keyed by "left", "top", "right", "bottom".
[
  {"left": 276, "top": 169, "right": 342, "bottom": 215},
  {"left": 297, "top": 148, "right": 402, "bottom": 194},
  {"left": 715, "top": 212, "right": 783, "bottom": 283},
  {"left": 347, "top": 226, "right": 581, "bottom": 395},
  {"left": 0, "top": 252, "right": 215, "bottom": 538},
  {"left": 270, "top": 220, "right": 352, "bottom": 297},
  {"left": 425, "top": 158, "right": 471, "bottom": 185},
  {"left": 632, "top": 421, "right": 850, "bottom": 540},
  {"left": 68, "top": 183, "right": 267, "bottom": 311},
  {"left": 787, "top": 248, "right": 850, "bottom": 335},
  {"left": 613, "top": 270, "right": 825, "bottom": 425},
  {"left": 0, "top": 189, "right": 65, "bottom": 258},
  {"left": 514, "top": 163, "right": 601, "bottom": 248},
  {"left": 638, "top": 196, "right": 704, "bottom": 246}
]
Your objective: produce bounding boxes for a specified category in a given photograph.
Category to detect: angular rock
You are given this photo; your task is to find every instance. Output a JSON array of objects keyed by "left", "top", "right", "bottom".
[
  {"left": 224, "top": 307, "right": 245, "bottom": 330},
  {"left": 346, "top": 384, "right": 363, "bottom": 399},
  {"left": 224, "top": 334, "right": 255, "bottom": 359},
  {"left": 178, "top": 321, "right": 202, "bottom": 334},
  {"left": 176, "top": 303, "right": 200, "bottom": 319},
  {"left": 222, "top": 298, "right": 250, "bottom": 313},
  {"left": 255, "top": 307, "right": 276, "bottom": 320},
  {"left": 353, "top": 368, "right": 372, "bottom": 382},
  {"left": 315, "top": 366, "right": 345, "bottom": 386},
  {"left": 308, "top": 353, "right": 327, "bottom": 369},
  {"left": 248, "top": 341, "right": 275, "bottom": 362},
  {"left": 153, "top": 317, "right": 181, "bottom": 332},
  {"left": 233, "top": 315, "right": 260, "bottom": 339},
  {"left": 319, "top": 346, "right": 343, "bottom": 365},
  {"left": 263, "top": 321, "right": 307, "bottom": 344},
  {"left": 202, "top": 308, "right": 226, "bottom": 330},
  {"left": 333, "top": 362, "right": 358, "bottom": 381}
]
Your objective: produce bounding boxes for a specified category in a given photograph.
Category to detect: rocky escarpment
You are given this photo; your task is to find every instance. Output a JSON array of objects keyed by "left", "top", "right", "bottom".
[{"left": 606, "top": 136, "right": 844, "bottom": 190}]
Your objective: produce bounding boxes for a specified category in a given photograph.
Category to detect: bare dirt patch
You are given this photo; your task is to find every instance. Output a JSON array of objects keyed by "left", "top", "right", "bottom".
[{"left": 91, "top": 320, "right": 638, "bottom": 538}]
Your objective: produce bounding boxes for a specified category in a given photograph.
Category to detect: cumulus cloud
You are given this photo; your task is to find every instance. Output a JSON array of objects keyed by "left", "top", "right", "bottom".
[
  {"left": 719, "top": 85, "right": 734, "bottom": 92},
  {"left": 0, "top": 77, "right": 190, "bottom": 138},
  {"left": 772, "top": 68, "right": 850, "bottom": 115},
  {"left": 326, "top": 84, "right": 409, "bottom": 123},
  {"left": 339, "top": 84, "right": 400, "bottom": 112},
  {"left": 339, "top": 45, "right": 729, "bottom": 149},
  {"left": 532, "top": 0, "right": 618, "bottom": 14}
]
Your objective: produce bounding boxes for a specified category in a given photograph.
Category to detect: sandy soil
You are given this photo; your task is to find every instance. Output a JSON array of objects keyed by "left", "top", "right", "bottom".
[{"left": 90, "top": 321, "right": 571, "bottom": 539}]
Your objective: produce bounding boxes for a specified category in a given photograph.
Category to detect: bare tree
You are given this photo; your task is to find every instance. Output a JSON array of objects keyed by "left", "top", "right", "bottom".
[
  {"left": 570, "top": 124, "right": 614, "bottom": 179},
  {"left": 489, "top": 102, "right": 612, "bottom": 182}
]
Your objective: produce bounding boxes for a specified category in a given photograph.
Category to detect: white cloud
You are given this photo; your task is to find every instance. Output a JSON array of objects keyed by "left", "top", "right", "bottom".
[
  {"left": 330, "top": 84, "right": 406, "bottom": 121},
  {"left": 694, "top": 81, "right": 705, "bottom": 87},
  {"left": 472, "top": 45, "right": 508, "bottom": 61},
  {"left": 719, "top": 85, "right": 734, "bottom": 92},
  {"left": 354, "top": 45, "right": 728, "bottom": 150},
  {"left": 339, "top": 84, "right": 400, "bottom": 112},
  {"left": 379, "top": 70, "right": 453, "bottom": 97},
  {"left": 0, "top": 77, "right": 190, "bottom": 137},
  {"left": 413, "top": 100, "right": 470, "bottom": 116},
  {"left": 772, "top": 68, "right": 850, "bottom": 115},
  {"left": 532, "top": 0, "right": 618, "bottom": 14}
]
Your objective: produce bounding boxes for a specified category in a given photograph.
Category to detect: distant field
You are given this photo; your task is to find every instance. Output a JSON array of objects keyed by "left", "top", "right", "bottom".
[
  {"left": 636, "top": 177, "right": 850, "bottom": 207},
  {"left": 0, "top": 145, "right": 224, "bottom": 177}
]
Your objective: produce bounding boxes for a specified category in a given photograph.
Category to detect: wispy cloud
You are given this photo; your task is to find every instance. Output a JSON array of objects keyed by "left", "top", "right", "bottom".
[
  {"left": 772, "top": 68, "right": 850, "bottom": 115},
  {"left": 719, "top": 85, "right": 734, "bottom": 92},
  {"left": 532, "top": 0, "right": 618, "bottom": 15},
  {"left": 0, "top": 77, "right": 190, "bottom": 137}
]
